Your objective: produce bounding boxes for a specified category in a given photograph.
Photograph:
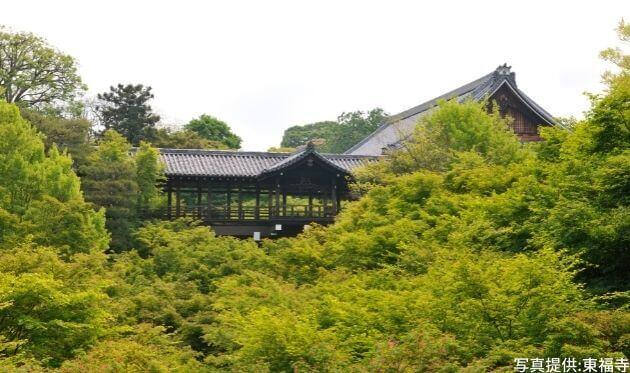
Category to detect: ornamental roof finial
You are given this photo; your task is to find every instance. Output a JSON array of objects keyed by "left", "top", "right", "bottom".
[
  {"left": 496, "top": 63, "right": 512, "bottom": 75},
  {"left": 495, "top": 63, "right": 516, "bottom": 86}
]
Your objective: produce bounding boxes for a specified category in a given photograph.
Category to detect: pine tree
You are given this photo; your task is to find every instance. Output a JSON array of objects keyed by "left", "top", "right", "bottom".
[{"left": 97, "top": 84, "right": 160, "bottom": 145}]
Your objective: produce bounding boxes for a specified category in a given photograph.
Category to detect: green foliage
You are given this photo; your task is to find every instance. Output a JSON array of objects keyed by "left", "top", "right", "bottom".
[
  {"left": 153, "top": 127, "right": 230, "bottom": 149},
  {"left": 279, "top": 108, "right": 388, "bottom": 153},
  {"left": 81, "top": 130, "right": 164, "bottom": 252},
  {"left": 599, "top": 19, "right": 630, "bottom": 84},
  {"left": 0, "top": 27, "right": 85, "bottom": 111},
  {"left": 19, "top": 108, "right": 93, "bottom": 169},
  {"left": 97, "top": 84, "right": 161, "bottom": 146},
  {"left": 135, "top": 141, "right": 164, "bottom": 211},
  {"left": 0, "top": 244, "right": 109, "bottom": 366},
  {"left": 107, "top": 220, "right": 271, "bottom": 357},
  {"left": 267, "top": 146, "right": 296, "bottom": 153},
  {"left": 185, "top": 114, "right": 242, "bottom": 149},
  {"left": 58, "top": 325, "right": 205, "bottom": 372},
  {"left": 81, "top": 130, "right": 139, "bottom": 251},
  {"left": 0, "top": 21, "right": 628, "bottom": 371},
  {"left": 584, "top": 73, "right": 629, "bottom": 154},
  {"left": 351, "top": 99, "right": 525, "bottom": 198},
  {"left": 281, "top": 120, "right": 338, "bottom": 149},
  {"left": 332, "top": 108, "right": 388, "bottom": 153},
  {"left": 393, "top": 99, "right": 523, "bottom": 174},
  {"left": 0, "top": 101, "right": 107, "bottom": 256},
  {"left": 112, "top": 71, "right": 628, "bottom": 368}
]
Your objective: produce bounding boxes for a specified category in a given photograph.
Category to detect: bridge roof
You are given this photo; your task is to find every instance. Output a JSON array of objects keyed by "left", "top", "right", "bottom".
[{"left": 158, "top": 147, "right": 377, "bottom": 178}]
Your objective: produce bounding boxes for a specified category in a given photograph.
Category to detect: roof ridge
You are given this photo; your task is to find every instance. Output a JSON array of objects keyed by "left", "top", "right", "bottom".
[
  {"left": 159, "top": 147, "right": 376, "bottom": 178},
  {"left": 157, "top": 148, "right": 290, "bottom": 157},
  {"left": 344, "top": 68, "right": 498, "bottom": 155},
  {"left": 386, "top": 70, "right": 496, "bottom": 123}
]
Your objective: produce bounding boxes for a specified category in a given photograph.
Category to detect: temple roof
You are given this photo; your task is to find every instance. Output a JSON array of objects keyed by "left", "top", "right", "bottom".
[
  {"left": 159, "top": 147, "right": 376, "bottom": 178},
  {"left": 345, "top": 64, "right": 557, "bottom": 155}
]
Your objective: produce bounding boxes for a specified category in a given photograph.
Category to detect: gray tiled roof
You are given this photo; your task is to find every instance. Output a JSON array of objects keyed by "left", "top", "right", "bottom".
[
  {"left": 259, "top": 142, "right": 351, "bottom": 177},
  {"left": 159, "top": 148, "right": 376, "bottom": 178},
  {"left": 345, "top": 64, "right": 557, "bottom": 156}
]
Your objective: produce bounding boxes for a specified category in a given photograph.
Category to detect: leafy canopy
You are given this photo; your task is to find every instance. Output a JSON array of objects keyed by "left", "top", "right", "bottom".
[
  {"left": 280, "top": 108, "right": 388, "bottom": 153},
  {"left": 153, "top": 127, "right": 231, "bottom": 150},
  {"left": 0, "top": 101, "right": 107, "bottom": 256},
  {"left": 19, "top": 108, "right": 93, "bottom": 168},
  {"left": 0, "top": 27, "right": 85, "bottom": 110},
  {"left": 185, "top": 114, "right": 242, "bottom": 149}
]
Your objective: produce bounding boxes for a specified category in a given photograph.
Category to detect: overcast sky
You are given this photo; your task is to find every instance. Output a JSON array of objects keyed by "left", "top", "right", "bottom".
[{"left": 2, "top": 1, "right": 627, "bottom": 150}]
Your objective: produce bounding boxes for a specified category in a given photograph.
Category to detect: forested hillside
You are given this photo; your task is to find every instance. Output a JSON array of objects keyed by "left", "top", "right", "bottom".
[{"left": 0, "top": 22, "right": 628, "bottom": 373}]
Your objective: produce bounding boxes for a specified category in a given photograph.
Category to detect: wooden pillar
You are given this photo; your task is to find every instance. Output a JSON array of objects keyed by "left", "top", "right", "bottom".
[
  {"left": 308, "top": 191, "right": 313, "bottom": 217},
  {"left": 167, "top": 185, "right": 172, "bottom": 219},
  {"left": 322, "top": 190, "right": 328, "bottom": 217},
  {"left": 226, "top": 184, "right": 232, "bottom": 220},
  {"left": 275, "top": 177, "right": 280, "bottom": 217},
  {"left": 207, "top": 184, "right": 212, "bottom": 220},
  {"left": 175, "top": 186, "right": 181, "bottom": 217},
  {"left": 268, "top": 188, "right": 273, "bottom": 218},
  {"left": 331, "top": 178, "right": 337, "bottom": 215},
  {"left": 255, "top": 184, "right": 260, "bottom": 220},
  {"left": 196, "top": 182, "right": 202, "bottom": 219},
  {"left": 282, "top": 190, "right": 287, "bottom": 217},
  {"left": 237, "top": 185, "right": 243, "bottom": 219}
]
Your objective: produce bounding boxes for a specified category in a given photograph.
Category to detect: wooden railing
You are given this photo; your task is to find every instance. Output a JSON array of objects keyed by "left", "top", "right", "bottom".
[{"left": 144, "top": 204, "right": 336, "bottom": 222}]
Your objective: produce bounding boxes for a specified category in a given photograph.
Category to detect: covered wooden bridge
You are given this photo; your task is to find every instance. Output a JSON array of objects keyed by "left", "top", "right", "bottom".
[{"left": 157, "top": 143, "right": 376, "bottom": 237}]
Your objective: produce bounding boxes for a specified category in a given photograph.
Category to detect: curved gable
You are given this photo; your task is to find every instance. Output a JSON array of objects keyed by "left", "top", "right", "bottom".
[{"left": 489, "top": 81, "right": 553, "bottom": 141}]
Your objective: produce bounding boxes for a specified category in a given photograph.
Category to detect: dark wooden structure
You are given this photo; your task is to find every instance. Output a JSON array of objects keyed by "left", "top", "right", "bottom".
[{"left": 156, "top": 143, "right": 375, "bottom": 237}]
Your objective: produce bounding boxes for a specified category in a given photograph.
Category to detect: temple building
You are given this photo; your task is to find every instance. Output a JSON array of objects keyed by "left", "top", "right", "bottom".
[
  {"left": 345, "top": 64, "right": 556, "bottom": 156},
  {"left": 157, "top": 64, "right": 557, "bottom": 237}
]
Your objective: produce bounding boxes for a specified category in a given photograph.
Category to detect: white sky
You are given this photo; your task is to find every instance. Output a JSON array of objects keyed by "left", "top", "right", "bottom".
[{"left": 2, "top": 1, "right": 628, "bottom": 150}]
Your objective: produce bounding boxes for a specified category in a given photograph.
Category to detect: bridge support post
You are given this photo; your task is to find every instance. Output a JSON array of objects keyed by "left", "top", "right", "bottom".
[
  {"left": 226, "top": 184, "right": 232, "bottom": 220},
  {"left": 331, "top": 178, "right": 337, "bottom": 215},
  {"left": 196, "top": 183, "right": 202, "bottom": 219},
  {"left": 167, "top": 185, "right": 172, "bottom": 219},
  {"left": 207, "top": 185, "right": 212, "bottom": 221},
  {"left": 275, "top": 177, "right": 280, "bottom": 217},
  {"left": 308, "top": 191, "right": 313, "bottom": 217},
  {"left": 175, "top": 186, "right": 181, "bottom": 217},
  {"left": 268, "top": 188, "right": 273, "bottom": 218},
  {"left": 237, "top": 186, "right": 243, "bottom": 220},
  {"left": 255, "top": 184, "right": 260, "bottom": 220}
]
